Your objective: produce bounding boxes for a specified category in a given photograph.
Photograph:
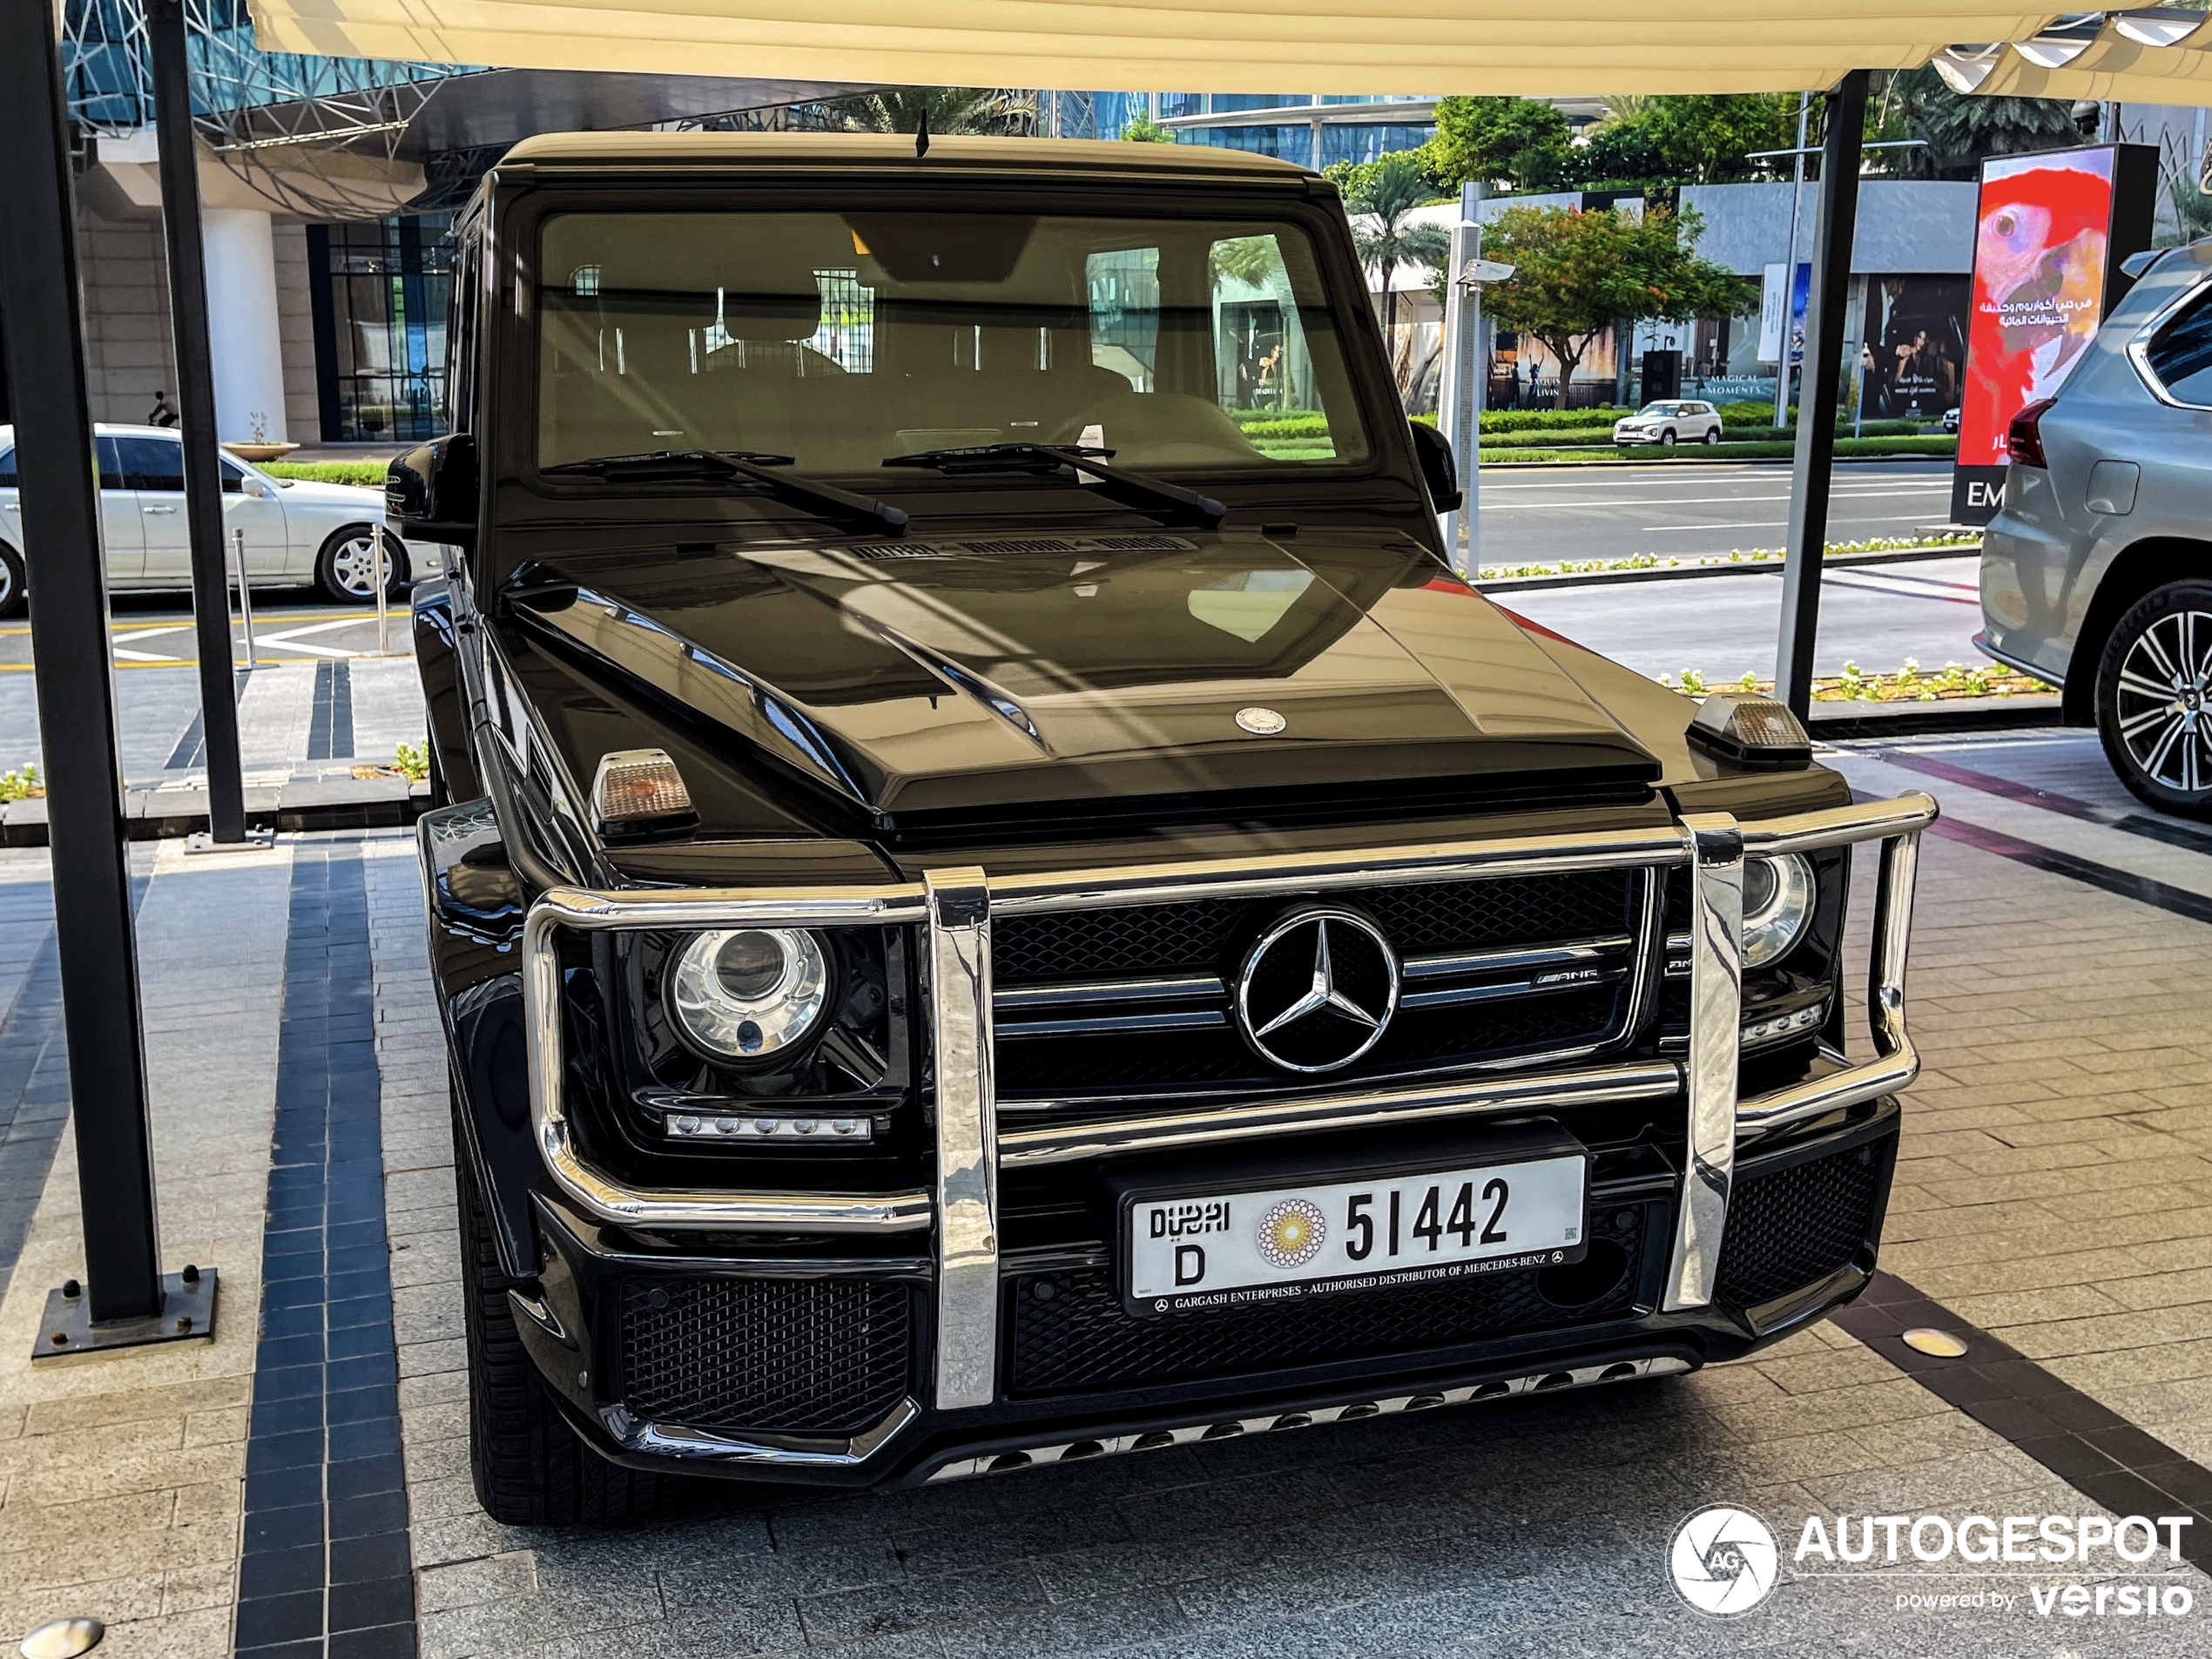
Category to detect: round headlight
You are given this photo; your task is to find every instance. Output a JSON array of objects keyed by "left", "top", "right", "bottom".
[
  {"left": 1741, "top": 853, "right": 1815, "bottom": 969},
  {"left": 666, "top": 927, "right": 830, "bottom": 1061}
]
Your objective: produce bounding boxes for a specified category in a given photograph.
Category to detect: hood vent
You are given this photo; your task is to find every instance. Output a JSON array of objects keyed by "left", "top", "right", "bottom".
[{"left": 847, "top": 542, "right": 953, "bottom": 560}]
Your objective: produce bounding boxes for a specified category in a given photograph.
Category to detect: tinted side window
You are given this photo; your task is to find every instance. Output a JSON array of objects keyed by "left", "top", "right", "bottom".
[
  {"left": 2146, "top": 287, "right": 2212, "bottom": 405},
  {"left": 0, "top": 448, "right": 13, "bottom": 487},
  {"left": 116, "top": 435, "right": 185, "bottom": 492},
  {"left": 97, "top": 435, "right": 131, "bottom": 490},
  {"left": 220, "top": 458, "right": 248, "bottom": 494}
]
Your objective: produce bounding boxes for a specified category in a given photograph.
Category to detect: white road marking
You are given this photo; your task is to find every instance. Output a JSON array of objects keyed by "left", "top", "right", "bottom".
[
  {"left": 111, "top": 646, "right": 184, "bottom": 663},
  {"left": 255, "top": 614, "right": 381, "bottom": 658}
]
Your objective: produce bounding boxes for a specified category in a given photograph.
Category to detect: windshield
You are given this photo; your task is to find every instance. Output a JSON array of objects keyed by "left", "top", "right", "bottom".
[
  {"left": 535, "top": 211, "right": 1371, "bottom": 477},
  {"left": 1635, "top": 403, "right": 1683, "bottom": 417}
]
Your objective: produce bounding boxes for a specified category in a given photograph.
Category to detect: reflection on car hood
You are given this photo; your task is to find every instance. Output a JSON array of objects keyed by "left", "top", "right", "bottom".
[
  {"left": 507, "top": 528, "right": 1662, "bottom": 839},
  {"left": 269, "top": 477, "right": 384, "bottom": 509}
]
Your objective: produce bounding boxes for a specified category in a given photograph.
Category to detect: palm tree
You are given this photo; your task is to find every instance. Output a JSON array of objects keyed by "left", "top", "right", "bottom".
[
  {"left": 1885, "top": 67, "right": 2079, "bottom": 179},
  {"left": 1344, "top": 153, "right": 1450, "bottom": 338},
  {"left": 823, "top": 87, "right": 1039, "bottom": 138}
]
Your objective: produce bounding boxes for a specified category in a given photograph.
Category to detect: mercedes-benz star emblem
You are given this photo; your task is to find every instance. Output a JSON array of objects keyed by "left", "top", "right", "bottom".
[
  {"left": 1234, "top": 907, "right": 1399, "bottom": 1073},
  {"left": 1235, "top": 706, "right": 1287, "bottom": 735}
]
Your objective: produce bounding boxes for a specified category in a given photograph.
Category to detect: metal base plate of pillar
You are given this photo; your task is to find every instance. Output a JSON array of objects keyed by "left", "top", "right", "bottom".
[{"left": 31, "top": 1268, "right": 217, "bottom": 1361}]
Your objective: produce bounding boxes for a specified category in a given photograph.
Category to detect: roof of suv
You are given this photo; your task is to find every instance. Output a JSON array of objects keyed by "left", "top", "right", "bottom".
[{"left": 496, "top": 131, "right": 1314, "bottom": 183}]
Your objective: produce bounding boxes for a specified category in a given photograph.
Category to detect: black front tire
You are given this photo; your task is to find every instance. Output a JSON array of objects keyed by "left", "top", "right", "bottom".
[
  {"left": 0, "top": 541, "right": 24, "bottom": 618},
  {"left": 455, "top": 1081, "right": 686, "bottom": 1525},
  {"left": 2095, "top": 579, "right": 2212, "bottom": 818},
  {"left": 1660, "top": 429, "right": 1677, "bottom": 447}
]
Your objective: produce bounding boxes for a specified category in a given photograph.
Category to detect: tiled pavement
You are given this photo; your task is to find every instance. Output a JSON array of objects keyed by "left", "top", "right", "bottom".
[
  {"left": 0, "top": 652, "right": 424, "bottom": 789},
  {"left": 7, "top": 729, "right": 2212, "bottom": 1655}
]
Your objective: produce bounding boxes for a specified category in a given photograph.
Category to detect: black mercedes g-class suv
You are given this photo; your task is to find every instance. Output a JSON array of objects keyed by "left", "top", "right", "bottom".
[{"left": 393, "top": 132, "right": 1935, "bottom": 1524}]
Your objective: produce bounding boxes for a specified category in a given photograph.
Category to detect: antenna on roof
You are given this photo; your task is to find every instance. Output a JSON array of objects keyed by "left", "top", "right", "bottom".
[{"left": 916, "top": 106, "right": 930, "bottom": 159}]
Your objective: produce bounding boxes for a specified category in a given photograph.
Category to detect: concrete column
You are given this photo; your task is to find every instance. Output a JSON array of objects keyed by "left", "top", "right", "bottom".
[{"left": 202, "top": 206, "right": 287, "bottom": 443}]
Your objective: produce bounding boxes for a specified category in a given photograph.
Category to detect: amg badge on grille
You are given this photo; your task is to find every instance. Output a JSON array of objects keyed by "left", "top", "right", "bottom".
[{"left": 1233, "top": 907, "right": 1400, "bottom": 1073}]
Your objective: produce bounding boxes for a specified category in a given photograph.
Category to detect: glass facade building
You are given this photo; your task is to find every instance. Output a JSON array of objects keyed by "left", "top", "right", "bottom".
[{"left": 306, "top": 215, "right": 454, "bottom": 443}]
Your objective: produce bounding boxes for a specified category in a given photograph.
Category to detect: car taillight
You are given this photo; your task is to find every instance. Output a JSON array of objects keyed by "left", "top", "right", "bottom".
[{"left": 2006, "top": 397, "right": 2056, "bottom": 468}]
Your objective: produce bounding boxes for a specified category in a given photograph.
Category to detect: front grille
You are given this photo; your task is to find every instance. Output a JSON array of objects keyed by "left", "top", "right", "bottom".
[
  {"left": 993, "top": 869, "right": 1653, "bottom": 1102},
  {"left": 1000, "top": 988, "right": 1621, "bottom": 1095},
  {"left": 1008, "top": 1200, "right": 1653, "bottom": 1395},
  {"left": 1714, "top": 1133, "right": 1892, "bottom": 1312},
  {"left": 617, "top": 1278, "right": 913, "bottom": 1434},
  {"left": 994, "top": 872, "right": 1638, "bottom": 984}
]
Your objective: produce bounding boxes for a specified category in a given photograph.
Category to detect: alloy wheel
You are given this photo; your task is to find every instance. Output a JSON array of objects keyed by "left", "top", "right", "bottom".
[
  {"left": 328, "top": 531, "right": 396, "bottom": 600},
  {"left": 2114, "top": 609, "right": 2212, "bottom": 792}
]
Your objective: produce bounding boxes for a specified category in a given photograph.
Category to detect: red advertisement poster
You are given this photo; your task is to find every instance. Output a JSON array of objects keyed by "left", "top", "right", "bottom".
[{"left": 1957, "top": 149, "right": 2118, "bottom": 469}]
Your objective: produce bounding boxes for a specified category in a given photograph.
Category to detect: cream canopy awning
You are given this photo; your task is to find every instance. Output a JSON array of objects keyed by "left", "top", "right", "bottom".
[
  {"left": 249, "top": 1, "right": 2083, "bottom": 97},
  {"left": 1937, "top": 10, "right": 2212, "bottom": 104}
]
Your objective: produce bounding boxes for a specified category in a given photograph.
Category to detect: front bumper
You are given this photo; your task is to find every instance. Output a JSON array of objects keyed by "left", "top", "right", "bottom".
[{"left": 498, "top": 793, "right": 1935, "bottom": 1487}]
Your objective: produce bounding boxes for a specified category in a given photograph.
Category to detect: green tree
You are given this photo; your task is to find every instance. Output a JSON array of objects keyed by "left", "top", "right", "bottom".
[
  {"left": 822, "top": 86, "right": 1038, "bottom": 138},
  {"left": 1575, "top": 95, "right": 1796, "bottom": 185},
  {"left": 1884, "top": 66, "right": 2078, "bottom": 179},
  {"left": 1480, "top": 204, "right": 1747, "bottom": 408},
  {"left": 1121, "top": 112, "right": 1177, "bottom": 144},
  {"left": 1341, "top": 152, "right": 1451, "bottom": 336},
  {"left": 1427, "top": 96, "right": 1573, "bottom": 192}
]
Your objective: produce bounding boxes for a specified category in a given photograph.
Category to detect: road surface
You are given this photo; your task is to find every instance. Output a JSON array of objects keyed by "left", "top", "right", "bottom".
[{"left": 1473, "top": 459, "right": 1958, "bottom": 569}]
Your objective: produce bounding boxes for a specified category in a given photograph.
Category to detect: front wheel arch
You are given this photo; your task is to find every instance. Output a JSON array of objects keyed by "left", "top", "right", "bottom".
[{"left": 0, "top": 540, "right": 24, "bottom": 618}]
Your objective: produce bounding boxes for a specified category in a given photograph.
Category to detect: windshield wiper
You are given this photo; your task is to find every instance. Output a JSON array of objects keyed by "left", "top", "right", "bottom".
[
  {"left": 543, "top": 449, "right": 907, "bottom": 537},
  {"left": 880, "top": 443, "right": 1226, "bottom": 530}
]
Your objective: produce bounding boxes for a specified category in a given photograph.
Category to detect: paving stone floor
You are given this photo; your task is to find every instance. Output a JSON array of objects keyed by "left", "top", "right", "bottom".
[{"left": 4, "top": 728, "right": 2212, "bottom": 1656}]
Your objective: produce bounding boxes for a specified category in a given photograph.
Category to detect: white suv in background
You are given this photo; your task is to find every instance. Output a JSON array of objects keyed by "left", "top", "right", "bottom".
[
  {"left": 0, "top": 423, "right": 407, "bottom": 617},
  {"left": 1611, "top": 400, "right": 1725, "bottom": 446}
]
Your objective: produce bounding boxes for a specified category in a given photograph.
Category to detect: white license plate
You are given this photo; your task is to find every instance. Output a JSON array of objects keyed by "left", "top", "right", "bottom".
[{"left": 1125, "top": 1154, "right": 1588, "bottom": 1315}]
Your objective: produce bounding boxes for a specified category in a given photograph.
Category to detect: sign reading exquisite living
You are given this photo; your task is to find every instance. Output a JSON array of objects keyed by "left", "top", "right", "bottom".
[{"left": 1950, "top": 143, "right": 2155, "bottom": 526}]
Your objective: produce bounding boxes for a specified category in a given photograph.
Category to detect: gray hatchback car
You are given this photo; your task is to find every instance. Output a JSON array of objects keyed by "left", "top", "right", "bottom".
[{"left": 1979, "top": 239, "right": 2212, "bottom": 813}]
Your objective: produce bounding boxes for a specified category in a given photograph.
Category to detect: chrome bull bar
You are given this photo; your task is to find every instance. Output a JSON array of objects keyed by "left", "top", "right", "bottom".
[{"left": 519, "top": 791, "right": 1936, "bottom": 1411}]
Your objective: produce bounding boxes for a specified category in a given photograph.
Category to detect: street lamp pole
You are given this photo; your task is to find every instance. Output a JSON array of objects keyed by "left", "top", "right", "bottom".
[
  {"left": 1775, "top": 91, "right": 1811, "bottom": 432},
  {"left": 1776, "top": 71, "right": 1872, "bottom": 719}
]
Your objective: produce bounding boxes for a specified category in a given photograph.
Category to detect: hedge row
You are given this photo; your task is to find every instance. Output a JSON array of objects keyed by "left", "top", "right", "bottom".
[{"left": 262, "top": 461, "right": 389, "bottom": 487}]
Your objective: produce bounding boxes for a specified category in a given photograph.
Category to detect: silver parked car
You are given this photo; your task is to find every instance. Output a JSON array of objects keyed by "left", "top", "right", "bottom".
[
  {"left": 1979, "top": 239, "right": 2212, "bottom": 814},
  {"left": 1611, "top": 399, "right": 1724, "bottom": 446},
  {"left": 0, "top": 422, "right": 408, "bottom": 617}
]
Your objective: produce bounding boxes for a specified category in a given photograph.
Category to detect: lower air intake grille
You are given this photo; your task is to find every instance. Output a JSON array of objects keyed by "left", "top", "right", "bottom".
[
  {"left": 617, "top": 1278, "right": 912, "bottom": 1434},
  {"left": 1715, "top": 1132, "right": 1893, "bottom": 1312},
  {"left": 1008, "top": 1202, "right": 1651, "bottom": 1396}
]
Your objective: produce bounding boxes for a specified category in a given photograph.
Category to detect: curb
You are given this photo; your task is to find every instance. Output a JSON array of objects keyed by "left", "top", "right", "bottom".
[
  {"left": 1474, "top": 543, "right": 1979, "bottom": 595},
  {"left": 1808, "top": 696, "right": 2061, "bottom": 742},
  {"left": 2, "top": 777, "right": 430, "bottom": 847}
]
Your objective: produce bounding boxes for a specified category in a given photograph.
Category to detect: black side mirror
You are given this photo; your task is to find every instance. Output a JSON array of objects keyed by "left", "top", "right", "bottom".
[
  {"left": 1407, "top": 421, "right": 1461, "bottom": 513},
  {"left": 387, "top": 435, "right": 479, "bottom": 548}
]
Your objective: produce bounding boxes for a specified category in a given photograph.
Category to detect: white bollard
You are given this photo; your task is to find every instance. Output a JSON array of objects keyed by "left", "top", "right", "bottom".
[{"left": 232, "top": 526, "right": 256, "bottom": 671}]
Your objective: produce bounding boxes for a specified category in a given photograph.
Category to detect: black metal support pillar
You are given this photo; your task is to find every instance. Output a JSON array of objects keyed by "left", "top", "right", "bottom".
[
  {"left": 149, "top": 0, "right": 246, "bottom": 843},
  {"left": 0, "top": 0, "right": 165, "bottom": 1321},
  {"left": 1776, "top": 69, "right": 1871, "bottom": 719}
]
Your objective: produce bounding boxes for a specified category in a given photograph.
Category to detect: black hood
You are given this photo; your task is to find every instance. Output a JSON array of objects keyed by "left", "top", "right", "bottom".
[{"left": 507, "top": 529, "right": 1662, "bottom": 841}]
